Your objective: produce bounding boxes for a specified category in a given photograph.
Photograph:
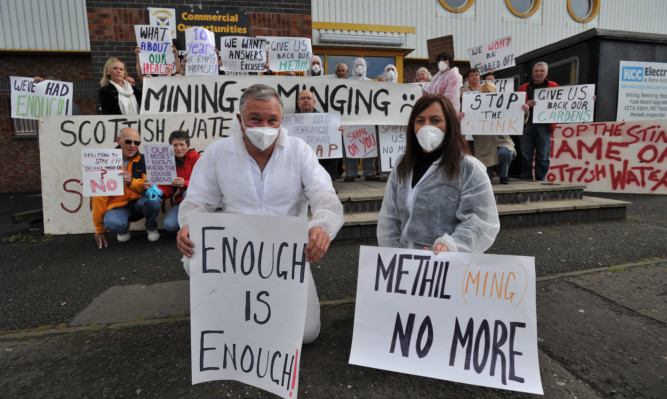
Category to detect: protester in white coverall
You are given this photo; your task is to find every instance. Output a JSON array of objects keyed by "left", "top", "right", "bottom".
[
  {"left": 377, "top": 94, "right": 499, "bottom": 253},
  {"left": 349, "top": 57, "right": 372, "bottom": 81},
  {"left": 308, "top": 55, "right": 323, "bottom": 76},
  {"left": 177, "top": 84, "right": 344, "bottom": 344},
  {"left": 383, "top": 64, "right": 399, "bottom": 83},
  {"left": 425, "top": 52, "right": 463, "bottom": 113}
]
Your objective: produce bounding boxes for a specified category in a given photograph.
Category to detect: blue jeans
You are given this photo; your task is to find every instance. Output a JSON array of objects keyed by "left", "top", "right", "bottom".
[
  {"left": 344, "top": 157, "right": 376, "bottom": 178},
  {"left": 163, "top": 203, "right": 180, "bottom": 232},
  {"left": 487, "top": 146, "right": 514, "bottom": 179},
  {"left": 103, "top": 196, "right": 161, "bottom": 233},
  {"left": 520, "top": 123, "right": 551, "bottom": 181}
]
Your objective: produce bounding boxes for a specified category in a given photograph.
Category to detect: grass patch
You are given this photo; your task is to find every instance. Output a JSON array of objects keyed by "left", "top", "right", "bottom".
[{"left": 3, "top": 233, "right": 54, "bottom": 244}]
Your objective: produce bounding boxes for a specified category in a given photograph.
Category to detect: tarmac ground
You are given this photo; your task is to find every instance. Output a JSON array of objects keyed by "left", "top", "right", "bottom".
[{"left": 0, "top": 191, "right": 665, "bottom": 398}]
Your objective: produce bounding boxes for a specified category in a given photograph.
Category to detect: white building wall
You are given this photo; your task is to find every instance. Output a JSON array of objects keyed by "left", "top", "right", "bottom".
[
  {"left": 0, "top": 0, "right": 90, "bottom": 51},
  {"left": 312, "top": 0, "right": 667, "bottom": 59}
]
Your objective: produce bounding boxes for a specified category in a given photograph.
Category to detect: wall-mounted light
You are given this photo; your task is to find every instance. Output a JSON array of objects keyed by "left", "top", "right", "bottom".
[{"left": 319, "top": 33, "right": 404, "bottom": 47}]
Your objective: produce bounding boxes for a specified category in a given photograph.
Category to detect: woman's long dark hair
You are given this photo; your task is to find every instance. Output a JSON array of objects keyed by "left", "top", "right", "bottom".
[{"left": 396, "top": 94, "right": 469, "bottom": 183}]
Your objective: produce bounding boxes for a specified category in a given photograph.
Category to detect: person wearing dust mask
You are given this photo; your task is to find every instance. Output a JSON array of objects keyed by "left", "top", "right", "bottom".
[
  {"left": 377, "top": 94, "right": 499, "bottom": 254},
  {"left": 176, "top": 84, "right": 344, "bottom": 343},
  {"left": 425, "top": 52, "right": 463, "bottom": 113},
  {"left": 308, "top": 55, "right": 323, "bottom": 76},
  {"left": 349, "top": 57, "right": 371, "bottom": 81},
  {"left": 383, "top": 64, "right": 399, "bottom": 83}
]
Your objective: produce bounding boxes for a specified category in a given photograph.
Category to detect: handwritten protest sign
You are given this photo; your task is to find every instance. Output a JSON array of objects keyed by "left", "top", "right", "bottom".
[
  {"left": 80, "top": 149, "right": 123, "bottom": 197},
  {"left": 350, "top": 246, "right": 542, "bottom": 395},
  {"left": 141, "top": 75, "right": 422, "bottom": 125},
  {"left": 144, "top": 144, "right": 177, "bottom": 184},
  {"left": 378, "top": 125, "right": 407, "bottom": 172},
  {"left": 264, "top": 37, "right": 312, "bottom": 72},
  {"left": 135, "top": 25, "right": 174, "bottom": 76},
  {"left": 343, "top": 125, "right": 377, "bottom": 158},
  {"left": 533, "top": 84, "right": 595, "bottom": 124},
  {"left": 548, "top": 119, "right": 667, "bottom": 194},
  {"left": 483, "top": 78, "right": 514, "bottom": 93},
  {"left": 11, "top": 77, "right": 73, "bottom": 120},
  {"left": 220, "top": 36, "right": 266, "bottom": 72},
  {"left": 617, "top": 61, "right": 667, "bottom": 121},
  {"left": 189, "top": 213, "right": 309, "bottom": 398},
  {"left": 461, "top": 91, "right": 526, "bottom": 135},
  {"left": 185, "top": 27, "right": 218, "bottom": 76},
  {"left": 468, "top": 37, "right": 515, "bottom": 74},
  {"left": 282, "top": 113, "right": 343, "bottom": 159},
  {"left": 39, "top": 114, "right": 230, "bottom": 234}
]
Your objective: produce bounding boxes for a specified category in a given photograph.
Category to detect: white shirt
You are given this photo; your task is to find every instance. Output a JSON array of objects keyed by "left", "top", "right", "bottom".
[{"left": 178, "top": 122, "right": 344, "bottom": 240}]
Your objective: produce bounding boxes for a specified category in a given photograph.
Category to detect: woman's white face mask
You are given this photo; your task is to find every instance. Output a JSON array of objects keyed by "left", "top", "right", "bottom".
[
  {"left": 438, "top": 61, "right": 449, "bottom": 72},
  {"left": 241, "top": 119, "right": 280, "bottom": 151},
  {"left": 416, "top": 125, "right": 445, "bottom": 153},
  {"left": 386, "top": 70, "right": 396, "bottom": 81},
  {"left": 355, "top": 65, "right": 365, "bottom": 76},
  {"left": 311, "top": 64, "right": 321, "bottom": 74}
]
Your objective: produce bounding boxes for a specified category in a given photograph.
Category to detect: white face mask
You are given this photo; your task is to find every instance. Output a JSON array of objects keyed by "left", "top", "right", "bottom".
[
  {"left": 241, "top": 119, "right": 280, "bottom": 151},
  {"left": 438, "top": 61, "right": 449, "bottom": 72},
  {"left": 355, "top": 65, "right": 364, "bottom": 76},
  {"left": 386, "top": 70, "right": 396, "bottom": 81},
  {"left": 311, "top": 64, "right": 321, "bottom": 74},
  {"left": 416, "top": 125, "right": 445, "bottom": 153}
]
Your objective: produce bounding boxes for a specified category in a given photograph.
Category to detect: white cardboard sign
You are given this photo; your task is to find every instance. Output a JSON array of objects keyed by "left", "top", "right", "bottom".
[
  {"left": 616, "top": 61, "right": 667, "bottom": 121},
  {"left": 135, "top": 25, "right": 175, "bottom": 76},
  {"left": 219, "top": 36, "right": 266, "bottom": 72},
  {"left": 265, "top": 37, "right": 312, "bottom": 72},
  {"left": 533, "top": 84, "right": 595, "bottom": 124},
  {"left": 189, "top": 213, "right": 309, "bottom": 398},
  {"left": 144, "top": 144, "right": 177, "bottom": 184},
  {"left": 343, "top": 125, "right": 377, "bottom": 158},
  {"left": 378, "top": 125, "right": 407, "bottom": 172},
  {"left": 185, "top": 27, "right": 218, "bottom": 76},
  {"left": 468, "top": 36, "right": 515, "bottom": 74},
  {"left": 80, "top": 149, "right": 123, "bottom": 197},
  {"left": 350, "top": 246, "right": 543, "bottom": 395},
  {"left": 140, "top": 76, "right": 422, "bottom": 126},
  {"left": 461, "top": 91, "right": 526, "bottom": 135},
  {"left": 11, "top": 77, "right": 73, "bottom": 120},
  {"left": 281, "top": 113, "right": 343, "bottom": 159}
]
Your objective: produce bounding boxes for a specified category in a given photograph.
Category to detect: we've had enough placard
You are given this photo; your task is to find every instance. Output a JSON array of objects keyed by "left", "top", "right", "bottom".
[
  {"left": 189, "top": 213, "right": 309, "bottom": 398},
  {"left": 350, "top": 246, "right": 543, "bottom": 395}
]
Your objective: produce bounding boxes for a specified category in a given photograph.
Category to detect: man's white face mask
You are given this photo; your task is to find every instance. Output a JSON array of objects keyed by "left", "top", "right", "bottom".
[
  {"left": 438, "top": 61, "right": 449, "bottom": 72},
  {"left": 416, "top": 125, "right": 445, "bottom": 153},
  {"left": 241, "top": 119, "right": 280, "bottom": 151},
  {"left": 355, "top": 65, "right": 364, "bottom": 76},
  {"left": 311, "top": 64, "right": 321, "bottom": 74},
  {"left": 386, "top": 70, "right": 396, "bottom": 81}
]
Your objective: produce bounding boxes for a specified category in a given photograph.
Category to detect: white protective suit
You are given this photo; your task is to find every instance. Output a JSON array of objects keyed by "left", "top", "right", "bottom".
[
  {"left": 349, "top": 57, "right": 372, "bottom": 81},
  {"left": 377, "top": 154, "right": 499, "bottom": 253},
  {"left": 383, "top": 64, "right": 399, "bottom": 83},
  {"left": 179, "top": 120, "right": 344, "bottom": 344}
]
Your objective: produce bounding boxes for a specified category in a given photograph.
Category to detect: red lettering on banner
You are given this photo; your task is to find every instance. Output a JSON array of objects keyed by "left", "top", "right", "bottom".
[
  {"left": 61, "top": 178, "right": 83, "bottom": 213},
  {"left": 604, "top": 141, "right": 629, "bottom": 162}
]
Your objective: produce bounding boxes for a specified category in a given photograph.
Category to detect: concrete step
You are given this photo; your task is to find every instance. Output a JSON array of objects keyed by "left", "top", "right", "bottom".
[{"left": 335, "top": 196, "right": 631, "bottom": 240}]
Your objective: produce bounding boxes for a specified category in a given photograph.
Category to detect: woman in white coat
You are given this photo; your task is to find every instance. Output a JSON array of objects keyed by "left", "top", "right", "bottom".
[{"left": 377, "top": 94, "right": 500, "bottom": 254}]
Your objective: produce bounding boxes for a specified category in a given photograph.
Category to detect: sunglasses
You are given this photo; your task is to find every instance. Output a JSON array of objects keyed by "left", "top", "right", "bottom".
[{"left": 124, "top": 140, "right": 141, "bottom": 145}]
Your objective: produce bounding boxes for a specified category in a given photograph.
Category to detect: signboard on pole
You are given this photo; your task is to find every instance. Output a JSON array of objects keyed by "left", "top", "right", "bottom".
[
  {"left": 189, "top": 213, "right": 309, "bottom": 398},
  {"left": 350, "top": 246, "right": 543, "bottom": 395},
  {"left": 617, "top": 61, "right": 667, "bottom": 121},
  {"left": 467, "top": 36, "right": 515, "bottom": 74}
]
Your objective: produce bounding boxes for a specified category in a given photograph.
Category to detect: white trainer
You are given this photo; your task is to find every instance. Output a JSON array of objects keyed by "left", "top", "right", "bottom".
[
  {"left": 117, "top": 232, "right": 131, "bottom": 242},
  {"left": 147, "top": 229, "right": 160, "bottom": 242}
]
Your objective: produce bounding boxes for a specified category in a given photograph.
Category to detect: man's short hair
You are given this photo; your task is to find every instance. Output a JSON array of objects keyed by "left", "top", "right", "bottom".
[
  {"left": 239, "top": 84, "right": 284, "bottom": 115},
  {"left": 337, "top": 63, "right": 348, "bottom": 70},
  {"left": 468, "top": 68, "right": 480, "bottom": 76},
  {"left": 169, "top": 130, "right": 190, "bottom": 146},
  {"left": 534, "top": 61, "right": 549, "bottom": 73}
]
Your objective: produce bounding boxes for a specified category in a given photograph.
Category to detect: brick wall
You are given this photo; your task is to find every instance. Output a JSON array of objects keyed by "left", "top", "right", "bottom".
[{"left": 0, "top": 0, "right": 312, "bottom": 193}]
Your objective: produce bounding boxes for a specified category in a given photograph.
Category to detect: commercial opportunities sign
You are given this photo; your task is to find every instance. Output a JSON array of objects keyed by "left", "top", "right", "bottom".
[{"left": 617, "top": 61, "right": 667, "bottom": 121}]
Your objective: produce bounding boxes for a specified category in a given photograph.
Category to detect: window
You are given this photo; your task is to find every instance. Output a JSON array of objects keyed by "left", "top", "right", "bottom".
[
  {"left": 439, "top": 0, "right": 474, "bottom": 13},
  {"left": 506, "top": 0, "right": 540, "bottom": 18},
  {"left": 318, "top": 50, "right": 404, "bottom": 82},
  {"left": 547, "top": 57, "right": 579, "bottom": 85},
  {"left": 567, "top": 0, "right": 600, "bottom": 23}
]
